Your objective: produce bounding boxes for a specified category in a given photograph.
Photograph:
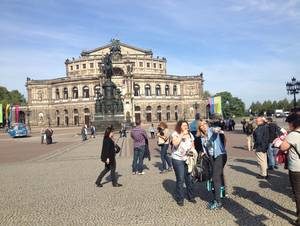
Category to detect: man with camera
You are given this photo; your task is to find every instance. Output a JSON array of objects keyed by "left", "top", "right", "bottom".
[{"left": 157, "top": 122, "right": 172, "bottom": 173}]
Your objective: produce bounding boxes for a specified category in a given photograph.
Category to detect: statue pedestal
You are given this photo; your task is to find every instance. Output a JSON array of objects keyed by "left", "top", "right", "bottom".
[{"left": 94, "top": 113, "right": 123, "bottom": 132}]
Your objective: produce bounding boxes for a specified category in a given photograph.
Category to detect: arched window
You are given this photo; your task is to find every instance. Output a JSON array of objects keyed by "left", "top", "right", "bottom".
[
  {"left": 173, "top": 85, "right": 177, "bottom": 96},
  {"left": 157, "top": 105, "right": 162, "bottom": 121},
  {"left": 73, "top": 109, "right": 79, "bottom": 126},
  {"left": 63, "top": 87, "right": 68, "bottom": 99},
  {"left": 55, "top": 88, "right": 60, "bottom": 99},
  {"left": 146, "top": 106, "right": 152, "bottom": 122},
  {"left": 166, "top": 105, "right": 171, "bottom": 121},
  {"left": 72, "top": 87, "right": 78, "bottom": 99},
  {"left": 175, "top": 105, "right": 178, "bottom": 121},
  {"left": 134, "top": 106, "right": 141, "bottom": 122},
  {"left": 134, "top": 83, "right": 140, "bottom": 96},
  {"left": 165, "top": 85, "right": 170, "bottom": 96},
  {"left": 83, "top": 86, "right": 89, "bottom": 98},
  {"left": 94, "top": 85, "right": 101, "bottom": 97},
  {"left": 84, "top": 108, "right": 90, "bottom": 114},
  {"left": 155, "top": 84, "right": 161, "bottom": 96},
  {"left": 64, "top": 109, "right": 69, "bottom": 126},
  {"left": 145, "top": 84, "right": 151, "bottom": 96}
]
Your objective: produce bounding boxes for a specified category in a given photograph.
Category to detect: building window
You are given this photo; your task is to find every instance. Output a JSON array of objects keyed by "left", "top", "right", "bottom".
[
  {"left": 155, "top": 84, "right": 161, "bottom": 96},
  {"left": 166, "top": 106, "right": 171, "bottom": 121},
  {"left": 76, "top": 65, "right": 79, "bottom": 70},
  {"left": 147, "top": 62, "right": 150, "bottom": 68},
  {"left": 173, "top": 85, "right": 177, "bottom": 96},
  {"left": 157, "top": 106, "right": 162, "bottom": 121},
  {"left": 72, "top": 87, "right": 78, "bottom": 99},
  {"left": 83, "top": 86, "right": 89, "bottom": 98},
  {"left": 63, "top": 87, "right": 68, "bottom": 99},
  {"left": 83, "top": 64, "right": 86, "bottom": 69},
  {"left": 139, "top": 62, "right": 143, "bottom": 67},
  {"left": 159, "top": 64, "right": 162, "bottom": 69},
  {"left": 145, "top": 84, "right": 151, "bottom": 96},
  {"left": 146, "top": 106, "right": 152, "bottom": 122},
  {"left": 90, "top": 62, "right": 94, "bottom": 68},
  {"left": 165, "top": 85, "right": 170, "bottom": 96},
  {"left": 135, "top": 106, "right": 141, "bottom": 111},
  {"left": 55, "top": 88, "right": 60, "bottom": 99},
  {"left": 153, "top": 63, "right": 156, "bottom": 68},
  {"left": 132, "top": 62, "right": 135, "bottom": 67},
  {"left": 70, "top": 66, "right": 73, "bottom": 71},
  {"left": 94, "top": 85, "right": 101, "bottom": 97},
  {"left": 175, "top": 105, "right": 178, "bottom": 121},
  {"left": 134, "top": 83, "right": 140, "bottom": 96}
]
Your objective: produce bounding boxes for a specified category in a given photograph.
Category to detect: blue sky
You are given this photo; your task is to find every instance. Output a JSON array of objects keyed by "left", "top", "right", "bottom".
[{"left": 0, "top": 0, "right": 299, "bottom": 107}]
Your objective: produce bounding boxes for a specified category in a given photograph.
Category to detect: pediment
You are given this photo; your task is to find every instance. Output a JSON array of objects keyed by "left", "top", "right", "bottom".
[{"left": 81, "top": 41, "right": 153, "bottom": 56}]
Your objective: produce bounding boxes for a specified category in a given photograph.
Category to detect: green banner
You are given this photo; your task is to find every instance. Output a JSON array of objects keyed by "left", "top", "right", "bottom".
[{"left": 0, "top": 104, "right": 3, "bottom": 124}]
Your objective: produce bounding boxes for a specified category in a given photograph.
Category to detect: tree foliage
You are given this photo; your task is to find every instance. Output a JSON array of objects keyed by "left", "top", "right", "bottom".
[
  {"left": 249, "top": 98, "right": 297, "bottom": 115},
  {"left": 214, "top": 91, "right": 245, "bottom": 117},
  {"left": 0, "top": 86, "right": 26, "bottom": 106}
]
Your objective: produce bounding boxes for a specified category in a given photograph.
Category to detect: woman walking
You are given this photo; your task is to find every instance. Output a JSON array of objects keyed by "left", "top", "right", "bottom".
[
  {"left": 157, "top": 122, "right": 172, "bottom": 173},
  {"left": 171, "top": 120, "right": 196, "bottom": 206},
  {"left": 95, "top": 126, "right": 122, "bottom": 188},
  {"left": 280, "top": 113, "right": 300, "bottom": 225},
  {"left": 198, "top": 119, "right": 227, "bottom": 210}
]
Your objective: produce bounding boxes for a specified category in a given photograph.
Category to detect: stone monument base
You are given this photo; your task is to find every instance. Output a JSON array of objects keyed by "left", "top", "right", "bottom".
[{"left": 94, "top": 113, "right": 124, "bottom": 132}]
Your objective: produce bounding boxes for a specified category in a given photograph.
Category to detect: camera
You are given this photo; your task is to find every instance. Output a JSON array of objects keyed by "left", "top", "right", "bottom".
[
  {"left": 119, "top": 128, "right": 127, "bottom": 138},
  {"left": 157, "top": 127, "right": 164, "bottom": 136}
]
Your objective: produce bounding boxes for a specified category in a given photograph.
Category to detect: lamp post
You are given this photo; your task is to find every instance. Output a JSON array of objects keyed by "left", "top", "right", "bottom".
[{"left": 286, "top": 77, "right": 300, "bottom": 108}]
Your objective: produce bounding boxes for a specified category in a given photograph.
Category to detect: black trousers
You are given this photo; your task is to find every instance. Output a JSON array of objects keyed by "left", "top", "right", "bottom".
[
  {"left": 289, "top": 170, "right": 300, "bottom": 222},
  {"left": 212, "top": 154, "right": 227, "bottom": 202},
  {"left": 95, "top": 160, "right": 117, "bottom": 185}
]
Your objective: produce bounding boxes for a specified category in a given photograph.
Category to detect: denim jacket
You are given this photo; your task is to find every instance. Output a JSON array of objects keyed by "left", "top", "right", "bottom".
[{"left": 201, "top": 127, "right": 226, "bottom": 158}]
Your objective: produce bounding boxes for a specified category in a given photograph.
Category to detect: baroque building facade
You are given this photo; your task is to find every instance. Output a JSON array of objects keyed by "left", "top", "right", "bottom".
[{"left": 26, "top": 40, "right": 206, "bottom": 127}]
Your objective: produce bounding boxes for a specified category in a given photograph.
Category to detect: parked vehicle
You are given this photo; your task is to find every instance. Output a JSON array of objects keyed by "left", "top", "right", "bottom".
[
  {"left": 275, "top": 109, "right": 284, "bottom": 118},
  {"left": 284, "top": 111, "right": 290, "bottom": 117},
  {"left": 7, "top": 123, "right": 30, "bottom": 138}
]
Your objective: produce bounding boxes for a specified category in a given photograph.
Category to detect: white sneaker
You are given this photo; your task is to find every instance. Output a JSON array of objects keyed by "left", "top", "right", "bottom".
[
  {"left": 138, "top": 172, "right": 145, "bottom": 175},
  {"left": 132, "top": 172, "right": 137, "bottom": 175}
]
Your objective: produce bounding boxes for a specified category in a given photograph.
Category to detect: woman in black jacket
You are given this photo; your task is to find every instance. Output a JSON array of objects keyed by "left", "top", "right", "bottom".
[{"left": 95, "top": 127, "right": 122, "bottom": 187}]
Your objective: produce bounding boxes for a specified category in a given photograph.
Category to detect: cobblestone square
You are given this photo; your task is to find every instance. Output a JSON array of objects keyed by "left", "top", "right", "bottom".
[{"left": 0, "top": 126, "right": 296, "bottom": 225}]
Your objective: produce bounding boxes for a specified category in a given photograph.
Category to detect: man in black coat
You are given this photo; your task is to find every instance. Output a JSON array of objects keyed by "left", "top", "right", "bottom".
[{"left": 253, "top": 117, "right": 270, "bottom": 179}]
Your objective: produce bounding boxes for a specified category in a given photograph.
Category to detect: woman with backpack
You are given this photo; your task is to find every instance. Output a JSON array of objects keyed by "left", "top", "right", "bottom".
[
  {"left": 95, "top": 126, "right": 122, "bottom": 188},
  {"left": 198, "top": 119, "right": 227, "bottom": 210},
  {"left": 280, "top": 113, "right": 300, "bottom": 225}
]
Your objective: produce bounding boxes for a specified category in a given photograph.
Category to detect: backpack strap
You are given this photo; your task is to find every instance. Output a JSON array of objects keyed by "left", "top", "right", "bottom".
[{"left": 290, "top": 131, "right": 300, "bottom": 158}]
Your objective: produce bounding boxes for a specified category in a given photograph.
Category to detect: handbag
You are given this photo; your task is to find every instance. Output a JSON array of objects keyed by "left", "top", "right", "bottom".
[{"left": 114, "top": 144, "right": 121, "bottom": 154}]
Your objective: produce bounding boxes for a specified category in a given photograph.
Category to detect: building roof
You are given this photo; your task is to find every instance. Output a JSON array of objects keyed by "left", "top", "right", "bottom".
[{"left": 81, "top": 40, "right": 153, "bottom": 56}]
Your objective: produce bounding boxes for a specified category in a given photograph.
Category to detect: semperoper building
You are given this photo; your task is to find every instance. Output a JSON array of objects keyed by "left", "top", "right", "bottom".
[{"left": 26, "top": 40, "right": 207, "bottom": 127}]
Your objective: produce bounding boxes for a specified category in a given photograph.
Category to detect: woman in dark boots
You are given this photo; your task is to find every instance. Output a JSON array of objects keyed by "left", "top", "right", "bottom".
[{"left": 95, "top": 126, "right": 122, "bottom": 188}]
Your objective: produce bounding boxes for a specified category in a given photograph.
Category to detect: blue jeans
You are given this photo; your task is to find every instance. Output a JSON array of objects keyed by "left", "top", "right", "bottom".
[
  {"left": 267, "top": 143, "right": 278, "bottom": 167},
  {"left": 172, "top": 158, "right": 194, "bottom": 202},
  {"left": 160, "top": 144, "right": 172, "bottom": 170},
  {"left": 132, "top": 145, "right": 145, "bottom": 173}
]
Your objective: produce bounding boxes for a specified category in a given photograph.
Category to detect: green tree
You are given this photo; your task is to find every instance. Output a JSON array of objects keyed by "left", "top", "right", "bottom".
[
  {"left": 203, "top": 90, "right": 211, "bottom": 99},
  {"left": 0, "top": 86, "right": 26, "bottom": 106},
  {"left": 214, "top": 91, "right": 245, "bottom": 117}
]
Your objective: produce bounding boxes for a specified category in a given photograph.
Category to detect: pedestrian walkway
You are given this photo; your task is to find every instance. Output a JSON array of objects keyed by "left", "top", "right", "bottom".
[{"left": 0, "top": 131, "right": 296, "bottom": 225}]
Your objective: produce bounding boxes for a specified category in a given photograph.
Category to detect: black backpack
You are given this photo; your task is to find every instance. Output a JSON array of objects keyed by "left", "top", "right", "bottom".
[
  {"left": 192, "top": 154, "right": 213, "bottom": 183},
  {"left": 245, "top": 123, "right": 254, "bottom": 135}
]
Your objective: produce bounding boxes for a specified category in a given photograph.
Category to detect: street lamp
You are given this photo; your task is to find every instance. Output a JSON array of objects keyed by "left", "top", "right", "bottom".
[{"left": 286, "top": 77, "right": 300, "bottom": 108}]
